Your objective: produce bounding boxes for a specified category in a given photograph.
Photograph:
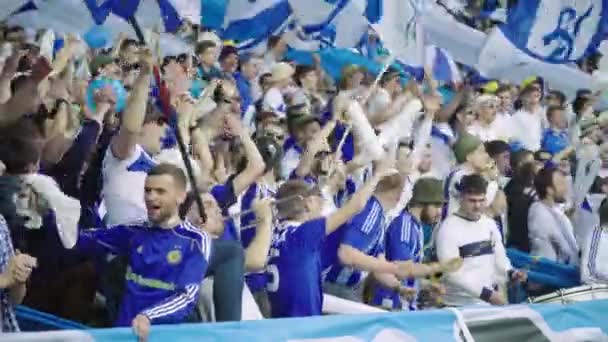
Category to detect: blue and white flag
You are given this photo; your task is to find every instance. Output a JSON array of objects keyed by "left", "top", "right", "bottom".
[
  {"left": 501, "top": 0, "right": 608, "bottom": 64},
  {"left": 8, "top": 0, "right": 198, "bottom": 34},
  {"left": 474, "top": 2, "right": 605, "bottom": 98},
  {"left": 7, "top": 0, "right": 192, "bottom": 55},
  {"left": 425, "top": 45, "right": 462, "bottom": 84},
  {"left": 0, "top": 0, "right": 32, "bottom": 20},
  {"left": 221, "top": 0, "right": 291, "bottom": 51},
  {"left": 288, "top": 0, "right": 370, "bottom": 50},
  {"left": 368, "top": 0, "right": 429, "bottom": 77},
  {"left": 207, "top": 0, "right": 374, "bottom": 52}
]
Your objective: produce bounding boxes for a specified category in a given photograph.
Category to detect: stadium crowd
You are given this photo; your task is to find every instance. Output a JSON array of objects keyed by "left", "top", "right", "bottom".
[{"left": 0, "top": 9, "right": 607, "bottom": 341}]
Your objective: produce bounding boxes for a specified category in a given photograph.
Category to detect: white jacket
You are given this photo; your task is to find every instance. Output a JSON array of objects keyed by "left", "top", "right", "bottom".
[{"left": 528, "top": 201, "right": 579, "bottom": 265}]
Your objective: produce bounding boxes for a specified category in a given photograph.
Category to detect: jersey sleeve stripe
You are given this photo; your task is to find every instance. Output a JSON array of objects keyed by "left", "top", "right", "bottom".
[{"left": 143, "top": 284, "right": 199, "bottom": 319}]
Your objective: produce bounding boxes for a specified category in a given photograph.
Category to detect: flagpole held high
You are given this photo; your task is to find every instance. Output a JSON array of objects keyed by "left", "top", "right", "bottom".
[{"left": 128, "top": 14, "right": 207, "bottom": 223}]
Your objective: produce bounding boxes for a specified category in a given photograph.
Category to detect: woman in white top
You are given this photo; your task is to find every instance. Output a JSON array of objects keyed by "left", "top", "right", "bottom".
[
  {"left": 511, "top": 85, "right": 546, "bottom": 151},
  {"left": 468, "top": 95, "right": 512, "bottom": 142}
]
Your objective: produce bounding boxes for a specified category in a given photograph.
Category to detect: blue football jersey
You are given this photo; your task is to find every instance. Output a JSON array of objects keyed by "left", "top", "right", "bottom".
[
  {"left": 210, "top": 177, "right": 238, "bottom": 241},
  {"left": 324, "top": 196, "right": 385, "bottom": 287},
  {"left": 371, "top": 211, "right": 424, "bottom": 310},
  {"left": 76, "top": 221, "right": 211, "bottom": 326},
  {"left": 266, "top": 218, "right": 327, "bottom": 318}
]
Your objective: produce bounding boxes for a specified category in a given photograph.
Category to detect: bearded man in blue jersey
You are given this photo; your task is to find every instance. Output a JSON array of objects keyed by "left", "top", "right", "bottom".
[
  {"left": 371, "top": 178, "right": 446, "bottom": 310},
  {"left": 50, "top": 164, "right": 210, "bottom": 341}
]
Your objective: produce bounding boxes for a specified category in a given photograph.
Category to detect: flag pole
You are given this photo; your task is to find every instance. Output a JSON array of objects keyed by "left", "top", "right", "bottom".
[{"left": 128, "top": 15, "right": 207, "bottom": 222}]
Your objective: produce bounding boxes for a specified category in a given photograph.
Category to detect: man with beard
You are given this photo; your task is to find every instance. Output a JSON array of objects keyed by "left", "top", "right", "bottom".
[
  {"left": 528, "top": 166, "right": 579, "bottom": 264},
  {"left": 370, "top": 178, "right": 446, "bottom": 311},
  {"left": 52, "top": 164, "right": 210, "bottom": 341}
]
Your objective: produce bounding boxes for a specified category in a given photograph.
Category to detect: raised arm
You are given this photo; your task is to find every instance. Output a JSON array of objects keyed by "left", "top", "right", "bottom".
[
  {"left": 226, "top": 114, "right": 266, "bottom": 195},
  {"left": 294, "top": 120, "right": 336, "bottom": 178},
  {"left": 0, "top": 50, "right": 24, "bottom": 104},
  {"left": 326, "top": 156, "right": 393, "bottom": 234},
  {"left": 244, "top": 198, "right": 273, "bottom": 272},
  {"left": 110, "top": 49, "right": 153, "bottom": 160}
]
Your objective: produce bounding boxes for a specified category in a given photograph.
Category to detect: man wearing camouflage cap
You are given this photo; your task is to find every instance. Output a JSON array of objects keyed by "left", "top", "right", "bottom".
[
  {"left": 370, "top": 177, "right": 446, "bottom": 311},
  {"left": 444, "top": 133, "right": 494, "bottom": 218}
]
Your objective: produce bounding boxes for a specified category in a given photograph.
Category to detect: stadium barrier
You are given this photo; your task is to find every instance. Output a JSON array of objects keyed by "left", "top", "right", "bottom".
[{"left": 9, "top": 300, "right": 608, "bottom": 342}]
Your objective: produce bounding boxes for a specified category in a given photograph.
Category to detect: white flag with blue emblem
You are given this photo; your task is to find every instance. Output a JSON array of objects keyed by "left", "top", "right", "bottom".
[
  {"left": 475, "top": 0, "right": 606, "bottom": 98},
  {"left": 500, "top": 0, "right": 607, "bottom": 63}
]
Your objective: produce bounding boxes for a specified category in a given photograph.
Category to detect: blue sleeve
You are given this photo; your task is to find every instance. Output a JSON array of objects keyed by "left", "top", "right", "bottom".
[
  {"left": 210, "top": 177, "right": 238, "bottom": 211},
  {"left": 75, "top": 225, "right": 136, "bottom": 256},
  {"left": 385, "top": 217, "right": 414, "bottom": 262},
  {"left": 341, "top": 203, "right": 374, "bottom": 251},
  {"left": 289, "top": 217, "right": 327, "bottom": 251},
  {"left": 332, "top": 122, "right": 354, "bottom": 162},
  {"left": 141, "top": 232, "right": 211, "bottom": 324}
]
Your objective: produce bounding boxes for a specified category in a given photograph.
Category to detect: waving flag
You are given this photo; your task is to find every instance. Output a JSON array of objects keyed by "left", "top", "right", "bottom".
[
  {"left": 0, "top": 0, "right": 31, "bottom": 19},
  {"left": 425, "top": 45, "right": 462, "bottom": 84},
  {"left": 367, "top": 0, "right": 429, "bottom": 79},
  {"left": 288, "top": 0, "right": 369, "bottom": 49},
  {"left": 7, "top": 0, "right": 193, "bottom": 55},
  {"left": 221, "top": 0, "right": 291, "bottom": 51},
  {"left": 476, "top": 0, "right": 607, "bottom": 98},
  {"left": 8, "top": 0, "right": 198, "bottom": 34},
  {"left": 500, "top": 0, "right": 608, "bottom": 64},
  {"left": 205, "top": 0, "right": 374, "bottom": 51}
]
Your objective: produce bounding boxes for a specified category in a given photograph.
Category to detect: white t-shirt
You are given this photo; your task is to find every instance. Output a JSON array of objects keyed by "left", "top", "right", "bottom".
[
  {"left": 102, "top": 145, "right": 156, "bottom": 226},
  {"left": 101, "top": 145, "right": 201, "bottom": 226},
  {"left": 263, "top": 87, "right": 286, "bottom": 118},
  {"left": 436, "top": 214, "right": 512, "bottom": 306},
  {"left": 511, "top": 107, "right": 546, "bottom": 151},
  {"left": 468, "top": 116, "right": 513, "bottom": 142}
]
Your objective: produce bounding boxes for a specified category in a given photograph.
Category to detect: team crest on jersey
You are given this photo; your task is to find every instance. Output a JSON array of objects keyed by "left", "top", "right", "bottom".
[
  {"left": 167, "top": 250, "right": 182, "bottom": 265},
  {"left": 136, "top": 245, "right": 143, "bottom": 254}
]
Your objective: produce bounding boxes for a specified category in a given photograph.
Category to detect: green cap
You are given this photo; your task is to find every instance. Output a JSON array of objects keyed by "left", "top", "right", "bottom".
[
  {"left": 286, "top": 104, "right": 319, "bottom": 130},
  {"left": 580, "top": 117, "right": 599, "bottom": 136},
  {"left": 453, "top": 133, "right": 482, "bottom": 164},
  {"left": 410, "top": 178, "right": 445, "bottom": 205},
  {"left": 90, "top": 55, "right": 114, "bottom": 75}
]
